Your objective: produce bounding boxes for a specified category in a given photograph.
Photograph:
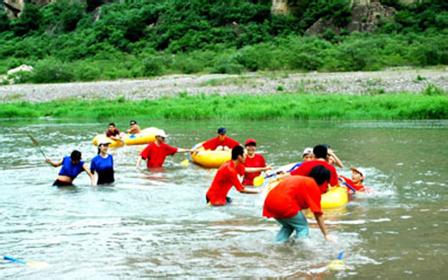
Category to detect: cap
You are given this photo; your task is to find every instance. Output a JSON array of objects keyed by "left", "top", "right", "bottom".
[
  {"left": 351, "top": 167, "right": 366, "bottom": 179},
  {"left": 302, "top": 147, "right": 313, "bottom": 157},
  {"left": 130, "top": 120, "right": 137, "bottom": 125},
  {"left": 98, "top": 138, "right": 111, "bottom": 146},
  {"left": 244, "top": 138, "right": 257, "bottom": 146},
  {"left": 217, "top": 127, "right": 227, "bottom": 135},
  {"left": 156, "top": 129, "right": 168, "bottom": 138}
]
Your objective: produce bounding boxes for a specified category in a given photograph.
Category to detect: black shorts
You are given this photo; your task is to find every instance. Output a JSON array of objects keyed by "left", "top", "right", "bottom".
[{"left": 53, "top": 179, "right": 74, "bottom": 187}]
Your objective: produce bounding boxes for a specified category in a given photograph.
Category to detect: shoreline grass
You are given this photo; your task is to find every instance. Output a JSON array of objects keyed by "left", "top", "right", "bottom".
[{"left": 1, "top": 92, "right": 447, "bottom": 120}]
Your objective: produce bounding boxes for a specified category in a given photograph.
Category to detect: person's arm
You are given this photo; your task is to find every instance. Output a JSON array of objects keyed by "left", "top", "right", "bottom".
[
  {"left": 46, "top": 158, "right": 62, "bottom": 167},
  {"left": 314, "top": 213, "right": 331, "bottom": 241},
  {"left": 83, "top": 163, "right": 96, "bottom": 186},
  {"left": 328, "top": 149, "right": 344, "bottom": 168},
  {"left": 136, "top": 156, "right": 143, "bottom": 168}
]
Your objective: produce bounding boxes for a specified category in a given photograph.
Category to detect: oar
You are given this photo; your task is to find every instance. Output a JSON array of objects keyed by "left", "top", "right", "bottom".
[
  {"left": 26, "top": 133, "right": 48, "bottom": 160},
  {"left": 327, "top": 250, "right": 345, "bottom": 271},
  {"left": 253, "top": 162, "right": 302, "bottom": 187},
  {"left": 339, "top": 178, "right": 357, "bottom": 193},
  {"left": 3, "top": 255, "right": 49, "bottom": 269}
]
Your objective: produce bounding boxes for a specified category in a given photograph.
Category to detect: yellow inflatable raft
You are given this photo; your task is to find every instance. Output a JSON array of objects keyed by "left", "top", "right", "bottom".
[
  {"left": 190, "top": 143, "right": 231, "bottom": 168},
  {"left": 92, "top": 127, "right": 159, "bottom": 148},
  {"left": 264, "top": 179, "right": 349, "bottom": 209}
]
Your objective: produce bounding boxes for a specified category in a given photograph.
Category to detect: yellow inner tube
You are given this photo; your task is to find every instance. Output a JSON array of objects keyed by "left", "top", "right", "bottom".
[
  {"left": 92, "top": 127, "right": 158, "bottom": 147},
  {"left": 191, "top": 145, "right": 231, "bottom": 168}
]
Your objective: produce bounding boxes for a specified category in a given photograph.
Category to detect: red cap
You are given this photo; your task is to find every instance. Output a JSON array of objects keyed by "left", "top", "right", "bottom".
[{"left": 244, "top": 138, "right": 257, "bottom": 146}]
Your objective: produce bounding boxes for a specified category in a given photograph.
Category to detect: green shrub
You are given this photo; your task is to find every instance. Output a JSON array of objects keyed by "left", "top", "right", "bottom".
[
  {"left": 211, "top": 56, "right": 244, "bottom": 74},
  {"left": 142, "top": 56, "right": 165, "bottom": 77},
  {"left": 31, "top": 59, "right": 74, "bottom": 83}
]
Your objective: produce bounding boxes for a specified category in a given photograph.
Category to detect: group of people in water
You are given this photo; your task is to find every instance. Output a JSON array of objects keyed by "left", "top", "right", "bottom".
[{"left": 46, "top": 121, "right": 367, "bottom": 243}]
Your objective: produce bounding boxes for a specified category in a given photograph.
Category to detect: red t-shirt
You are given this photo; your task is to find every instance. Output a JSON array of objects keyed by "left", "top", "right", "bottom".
[
  {"left": 340, "top": 176, "right": 365, "bottom": 191},
  {"left": 106, "top": 128, "right": 120, "bottom": 137},
  {"left": 290, "top": 160, "right": 338, "bottom": 193},
  {"left": 202, "top": 136, "right": 240, "bottom": 150},
  {"left": 242, "top": 153, "right": 266, "bottom": 186},
  {"left": 263, "top": 176, "right": 322, "bottom": 219},
  {"left": 140, "top": 142, "right": 178, "bottom": 168},
  {"left": 206, "top": 160, "right": 245, "bottom": 206}
]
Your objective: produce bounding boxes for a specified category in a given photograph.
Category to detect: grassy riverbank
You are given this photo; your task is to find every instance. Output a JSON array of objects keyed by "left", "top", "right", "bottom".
[{"left": 1, "top": 91, "right": 447, "bottom": 120}]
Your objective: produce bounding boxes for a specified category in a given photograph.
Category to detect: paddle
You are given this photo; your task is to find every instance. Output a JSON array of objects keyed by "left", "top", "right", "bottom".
[
  {"left": 327, "top": 250, "right": 345, "bottom": 271},
  {"left": 3, "top": 255, "right": 49, "bottom": 269},
  {"left": 27, "top": 133, "right": 48, "bottom": 160},
  {"left": 339, "top": 177, "right": 357, "bottom": 193},
  {"left": 253, "top": 162, "right": 302, "bottom": 187}
]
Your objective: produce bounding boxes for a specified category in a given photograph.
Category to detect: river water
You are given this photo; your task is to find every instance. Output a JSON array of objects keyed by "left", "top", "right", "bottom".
[{"left": 0, "top": 119, "right": 447, "bottom": 279}]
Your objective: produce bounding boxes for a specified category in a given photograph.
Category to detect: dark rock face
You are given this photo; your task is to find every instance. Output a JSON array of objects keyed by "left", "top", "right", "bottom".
[{"left": 306, "top": 1, "right": 396, "bottom": 35}]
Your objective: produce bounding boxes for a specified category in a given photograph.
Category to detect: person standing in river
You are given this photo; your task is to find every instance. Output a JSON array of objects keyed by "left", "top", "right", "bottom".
[
  {"left": 90, "top": 140, "right": 115, "bottom": 185},
  {"left": 290, "top": 144, "right": 338, "bottom": 193},
  {"left": 46, "top": 150, "right": 95, "bottom": 186},
  {"left": 242, "top": 138, "right": 271, "bottom": 186},
  {"left": 206, "top": 145, "right": 258, "bottom": 206},
  {"left": 136, "top": 129, "right": 191, "bottom": 169},
  {"left": 263, "top": 166, "right": 333, "bottom": 242}
]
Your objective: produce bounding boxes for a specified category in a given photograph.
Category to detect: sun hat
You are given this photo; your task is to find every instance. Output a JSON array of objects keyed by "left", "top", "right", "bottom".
[
  {"left": 351, "top": 167, "right": 366, "bottom": 179},
  {"left": 244, "top": 138, "right": 257, "bottom": 146},
  {"left": 97, "top": 135, "right": 112, "bottom": 146},
  {"left": 302, "top": 147, "right": 313, "bottom": 157},
  {"left": 156, "top": 129, "right": 168, "bottom": 138}
]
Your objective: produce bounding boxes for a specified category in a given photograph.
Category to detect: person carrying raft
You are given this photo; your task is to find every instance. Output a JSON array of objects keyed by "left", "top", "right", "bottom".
[
  {"left": 290, "top": 144, "right": 338, "bottom": 193},
  {"left": 206, "top": 145, "right": 258, "bottom": 206},
  {"left": 136, "top": 129, "right": 191, "bottom": 169},
  {"left": 46, "top": 150, "right": 95, "bottom": 186},
  {"left": 198, "top": 127, "right": 240, "bottom": 151}
]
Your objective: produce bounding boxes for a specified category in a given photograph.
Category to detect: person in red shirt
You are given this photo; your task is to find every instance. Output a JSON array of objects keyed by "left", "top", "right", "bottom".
[
  {"left": 206, "top": 145, "right": 258, "bottom": 206},
  {"left": 340, "top": 167, "right": 366, "bottom": 192},
  {"left": 136, "top": 129, "right": 191, "bottom": 169},
  {"left": 263, "top": 166, "right": 332, "bottom": 242},
  {"left": 242, "top": 138, "right": 271, "bottom": 186},
  {"left": 105, "top": 123, "right": 122, "bottom": 142},
  {"left": 290, "top": 144, "right": 338, "bottom": 193},
  {"left": 199, "top": 127, "right": 240, "bottom": 151}
]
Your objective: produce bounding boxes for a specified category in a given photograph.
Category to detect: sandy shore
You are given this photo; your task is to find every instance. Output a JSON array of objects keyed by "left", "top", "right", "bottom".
[{"left": 0, "top": 69, "right": 447, "bottom": 102}]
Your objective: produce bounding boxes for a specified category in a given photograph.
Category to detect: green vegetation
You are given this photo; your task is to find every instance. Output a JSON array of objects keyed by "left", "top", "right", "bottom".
[
  {"left": 0, "top": 0, "right": 447, "bottom": 83},
  {"left": 1, "top": 91, "right": 447, "bottom": 120}
]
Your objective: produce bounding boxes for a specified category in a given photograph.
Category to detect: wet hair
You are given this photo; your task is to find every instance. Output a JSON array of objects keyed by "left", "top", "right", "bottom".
[
  {"left": 308, "top": 165, "right": 331, "bottom": 186},
  {"left": 313, "top": 144, "right": 328, "bottom": 159},
  {"left": 70, "top": 150, "right": 82, "bottom": 162},
  {"left": 109, "top": 123, "right": 116, "bottom": 127},
  {"left": 231, "top": 145, "right": 245, "bottom": 160}
]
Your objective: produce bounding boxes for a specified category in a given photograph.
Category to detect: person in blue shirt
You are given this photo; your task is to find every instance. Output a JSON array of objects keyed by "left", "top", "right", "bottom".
[
  {"left": 90, "top": 140, "right": 115, "bottom": 185},
  {"left": 46, "top": 150, "right": 95, "bottom": 187}
]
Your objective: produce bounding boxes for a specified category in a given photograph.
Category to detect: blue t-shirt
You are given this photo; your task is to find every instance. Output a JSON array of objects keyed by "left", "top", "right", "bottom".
[
  {"left": 59, "top": 156, "right": 85, "bottom": 178},
  {"left": 90, "top": 154, "right": 114, "bottom": 172},
  {"left": 90, "top": 154, "right": 114, "bottom": 185}
]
